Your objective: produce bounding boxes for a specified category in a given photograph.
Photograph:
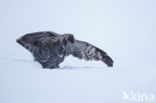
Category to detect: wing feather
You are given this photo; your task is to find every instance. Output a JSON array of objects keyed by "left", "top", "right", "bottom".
[
  {"left": 66, "top": 40, "right": 113, "bottom": 67},
  {"left": 16, "top": 31, "right": 58, "bottom": 52}
]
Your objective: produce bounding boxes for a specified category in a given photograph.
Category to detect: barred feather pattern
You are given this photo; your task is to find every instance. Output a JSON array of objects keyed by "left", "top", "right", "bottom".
[
  {"left": 16, "top": 31, "right": 66, "bottom": 69},
  {"left": 17, "top": 31, "right": 113, "bottom": 69},
  {"left": 33, "top": 47, "right": 64, "bottom": 68},
  {"left": 66, "top": 40, "right": 113, "bottom": 67}
]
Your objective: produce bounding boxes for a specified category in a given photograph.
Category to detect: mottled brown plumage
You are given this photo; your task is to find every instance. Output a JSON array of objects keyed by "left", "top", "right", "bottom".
[{"left": 17, "top": 31, "right": 113, "bottom": 69}]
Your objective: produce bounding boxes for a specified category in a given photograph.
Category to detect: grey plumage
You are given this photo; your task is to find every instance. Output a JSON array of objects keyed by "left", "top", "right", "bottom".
[
  {"left": 17, "top": 31, "right": 113, "bottom": 69},
  {"left": 66, "top": 40, "right": 113, "bottom": 67}
]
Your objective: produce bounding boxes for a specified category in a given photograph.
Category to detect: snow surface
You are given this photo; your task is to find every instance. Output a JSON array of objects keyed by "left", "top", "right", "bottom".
[{"left": 0, "top": 0, "right": 156, "bottom": 103}]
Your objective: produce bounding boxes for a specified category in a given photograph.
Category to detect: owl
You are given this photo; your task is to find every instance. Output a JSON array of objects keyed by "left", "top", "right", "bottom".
[{"left": 16, "top": 31, "right": 113, "bottom": 69}]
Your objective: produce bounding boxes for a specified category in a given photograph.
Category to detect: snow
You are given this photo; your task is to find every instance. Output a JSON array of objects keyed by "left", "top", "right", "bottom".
[
  {"left": 0, "top": 56, "right": 155, "bottom": 103},
  {"left": 0, "top": 0, "right": 156, "bottom": 103}
]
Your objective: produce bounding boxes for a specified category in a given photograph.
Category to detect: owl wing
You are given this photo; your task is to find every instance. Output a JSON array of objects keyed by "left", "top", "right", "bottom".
[
  {"left": 16, "top": 31, "right": 59, "bottom": 52},
  {"left": 66, "top": 40, "right": 113, "bottom": 67}
]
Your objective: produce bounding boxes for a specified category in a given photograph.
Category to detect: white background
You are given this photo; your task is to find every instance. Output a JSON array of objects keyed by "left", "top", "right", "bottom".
[{"left": 0, "top": 0, "right": 155, "bottom": 103}]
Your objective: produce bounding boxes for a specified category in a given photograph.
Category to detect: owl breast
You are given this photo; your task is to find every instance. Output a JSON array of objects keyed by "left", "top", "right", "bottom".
[{"left": 33, "top": 46, "right": 65, "bottom": 69}]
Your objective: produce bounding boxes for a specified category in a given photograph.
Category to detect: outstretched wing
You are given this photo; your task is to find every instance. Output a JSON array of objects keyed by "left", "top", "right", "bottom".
[
  {"left": 16, "top": 31, "right": 59, "bottom": 52},
  {"left": 66, "top": 40, "right": 113, "bottom": 67}
]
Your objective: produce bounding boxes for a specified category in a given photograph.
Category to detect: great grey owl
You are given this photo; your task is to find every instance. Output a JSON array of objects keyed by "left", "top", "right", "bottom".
[{"left": 16, "top": 31, "right": 113, "bottom": 69}]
